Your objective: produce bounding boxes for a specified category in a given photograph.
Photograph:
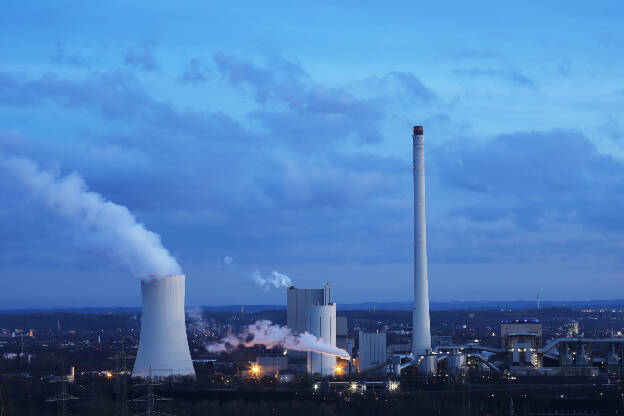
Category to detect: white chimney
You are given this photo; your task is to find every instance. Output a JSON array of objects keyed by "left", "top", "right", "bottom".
[{"left": 412, "top": 126, "right": 433, "bottom": 356}]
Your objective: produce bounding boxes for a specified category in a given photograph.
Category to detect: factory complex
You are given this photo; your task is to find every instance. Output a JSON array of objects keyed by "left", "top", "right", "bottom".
[
  {"left": 2, "top": 126, "right": 624, "bottom": 415},
  {"left": 126, "top": 126, "right": 624, "bottom": 386}
]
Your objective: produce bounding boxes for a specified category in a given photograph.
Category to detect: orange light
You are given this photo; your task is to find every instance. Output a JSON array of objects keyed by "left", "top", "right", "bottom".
[
  {"left": 335, "top": 366, "right": 344, "bottom": 375},
  {"left": 251, "top": 365, "right": 260, "bottom": 376},
  {"left": 106, "top": 372, "right": 113, "bottom": 379}
]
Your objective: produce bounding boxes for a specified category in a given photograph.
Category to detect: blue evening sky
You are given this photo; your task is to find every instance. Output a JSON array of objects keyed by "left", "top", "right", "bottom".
[{"left": 1, "top": 1, "right": 623, "bottom": 308}]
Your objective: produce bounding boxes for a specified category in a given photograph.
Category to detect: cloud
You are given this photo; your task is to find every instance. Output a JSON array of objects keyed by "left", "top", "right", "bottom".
[
  {"left": 0, "top": 70, "right": 148, "bottom": 119},
  {"left": 443, "top": 49, "right": 509, "bottom": 65},
  {"left": 600, "top": 116, "right": 623, "bottom": 141},
  {"left": 432, "top": 130, "right": 624, "bottom": 232},
  {"left": 0, "top": 70, "right": 251, "bottom": 145},
  {"left": 51, "top": 43, "right": 94, "bottom": 68},
  {"left": 214, "top": 53, "right": 386, "bottom": 146},
  {"left": 6, "top": 55, "right": 622, "bottom": 278},
  {"left": 179, "top": 58, "right": 210, "bottom": 84},
  {"left": 124, "top": 41, "right": 158, "bottom": 71},
  {"left": 453, "top": 68, "right": 537, "bottom": 90},
  {"left": 386, "top": 71, "right": 436, "bottom": 102},
  {"left": 0, "top": 57, "right": 412, "bottom": 270}
]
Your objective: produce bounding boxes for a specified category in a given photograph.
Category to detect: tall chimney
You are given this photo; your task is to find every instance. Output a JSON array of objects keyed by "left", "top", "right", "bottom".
[{"left": 412, "top": 126, "right": 432, "bottom": 355}]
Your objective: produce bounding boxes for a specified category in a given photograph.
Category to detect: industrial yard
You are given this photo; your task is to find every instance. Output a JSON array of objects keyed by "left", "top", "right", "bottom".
[{"left": 2, "top": 305, "right": 624, "bottom": 415}]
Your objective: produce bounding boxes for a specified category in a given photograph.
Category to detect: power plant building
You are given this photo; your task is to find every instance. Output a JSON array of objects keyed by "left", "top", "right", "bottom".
[
  {"left": 501, "top": 318, "right": 543, "bottom": 367},
  {"left": 132, "top": 274, "right": 195, "bottom": 378},
  {"left": 255, "top": 356, "right": 288, "bottom": 378},
  {"left": 358, "top": 332, "right": 387, "bottom": 376},
  {"left": 286, "top": 284, "right": 333, "bottom": 375},
  {"left": 307, "top": 303, "right": 337, "bottom": 376},
  {"left": 336, "top": 316, "right": 350, "bottom": 357},
  {"left": 287, "top": 285, "right": 330, "bottom": 333}
]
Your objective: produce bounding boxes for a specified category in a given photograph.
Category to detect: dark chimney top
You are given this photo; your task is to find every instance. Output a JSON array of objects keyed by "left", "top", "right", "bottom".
[{"left": 413, "top": 126, "right": 424, "bottom": 135}]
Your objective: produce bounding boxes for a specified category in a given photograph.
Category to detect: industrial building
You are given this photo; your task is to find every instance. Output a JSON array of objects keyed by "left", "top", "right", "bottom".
[
  {"left": 286, "top": 284, "right": 339, "bottom": 376},
  {"left": 129, "top": 125, "right": 624, "bottom": 384},
  {"left": 307, "top": 303, "right": 337, "bottom": 376},
  {"left": 358, "top": 332, "right": 386, "bottom": 376},
  {"left": 253, "top": 356, "right": 288, "bottom": 378},
  {"left": 336, "top": 317, "right": 349, "bottom": 353},
  {"left": 132, "top": 274, "right": 196, "bottom": 379},
  {"left": 501, "top": 318, "right": 542, "bottom": 367}
]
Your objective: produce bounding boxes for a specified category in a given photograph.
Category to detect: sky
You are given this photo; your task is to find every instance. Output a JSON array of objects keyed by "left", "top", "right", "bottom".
[{"left": 0, "top": 1, "right": 623, "bottom": 308}]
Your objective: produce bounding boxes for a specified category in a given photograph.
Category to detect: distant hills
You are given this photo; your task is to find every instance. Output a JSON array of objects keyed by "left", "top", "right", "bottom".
[
  {"left": 197, "top": 299, "right": 624, "bottom": 312},
  {"left": 2, "top": 299, "right": 624, "bottom": 314}
]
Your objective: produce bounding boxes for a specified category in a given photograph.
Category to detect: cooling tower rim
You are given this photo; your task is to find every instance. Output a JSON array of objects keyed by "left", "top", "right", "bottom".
[{"left": 142, "top": 273, "right": 185, "bottom": 285}]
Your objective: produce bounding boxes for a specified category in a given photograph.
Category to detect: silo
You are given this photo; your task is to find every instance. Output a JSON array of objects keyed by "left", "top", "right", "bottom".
[
  {"left": 132, "top": 274, "right": 196, "bottom": 378},
  {"left": 307, "top": 303, "right": 336, "bottom": 376}
]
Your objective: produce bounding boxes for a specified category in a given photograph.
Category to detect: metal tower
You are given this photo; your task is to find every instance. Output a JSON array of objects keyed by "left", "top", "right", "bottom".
[
  {"left": 131, "top": 367, "right": 174, "bottom": 416},
  {"left": 45, "top": 365, "right": 78, "bottom": 416}
]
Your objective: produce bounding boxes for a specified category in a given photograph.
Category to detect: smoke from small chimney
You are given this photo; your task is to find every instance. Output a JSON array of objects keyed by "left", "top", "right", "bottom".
[
  {"left": 251, "top": 270, "right": 293, "bottom": 291},
  {"left": 206, "top": 319, "right": 350, "bottom": 359}
]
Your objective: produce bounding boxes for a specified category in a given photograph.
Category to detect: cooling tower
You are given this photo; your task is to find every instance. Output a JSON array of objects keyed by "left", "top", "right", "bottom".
[
  {"left": 412, "top": 126, "right": 432, "bottom": 355},
  {"left": 132, "top": 274, "right": 196, "bottom": 378},
  {"left": 307, "top": 303, "right": 337, "bottom": 376}
]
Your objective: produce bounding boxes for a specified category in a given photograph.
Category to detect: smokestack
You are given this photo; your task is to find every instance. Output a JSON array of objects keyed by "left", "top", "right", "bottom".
[
  {"left": 412, "top": 125, "right": 432, "bottom": 355},
  {"left": 132, "top": 274, "right": 195, "bottom": 378}
]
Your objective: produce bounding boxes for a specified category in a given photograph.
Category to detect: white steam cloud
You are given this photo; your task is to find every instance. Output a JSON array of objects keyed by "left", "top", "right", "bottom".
[
  {"left": 206, "top": 319, "right": 350, "bottom": 360},
  {"left": 0, "top": 155, "right": 181, "bottom": 280},
  {"left": 251, "top": 270, "right": 292, "bottom": 291},
  {"left": 223, "top": 256, "right": 233, "bottom": 266}
]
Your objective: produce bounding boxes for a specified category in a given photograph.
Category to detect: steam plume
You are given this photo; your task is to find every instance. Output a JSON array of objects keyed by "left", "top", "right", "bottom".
[
  {"left": 252, "top": 270, "right": 292, "bottom": 290},
  {"left": 0, "top": 154, "right": 181, "bottom": 280},
  {"left": 206, "top": 319, "right": 350, "bottom": 360}
]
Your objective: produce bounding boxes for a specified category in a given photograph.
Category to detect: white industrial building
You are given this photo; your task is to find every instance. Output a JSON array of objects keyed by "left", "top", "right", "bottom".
[
  {"left": 307, "top": 303, "right": 337, "bottom": 376},
  {"left": 286, "top": 284, "right": 335, "bottom": 375},
  {"left": 358, "top": 332, "right": 387, "bottom": 376},
  {"left": 132, "top": 274, "right": 196, "bottom": 379},
  {"left": 287, "top": 285, "right": 330, "bottom": 333}
]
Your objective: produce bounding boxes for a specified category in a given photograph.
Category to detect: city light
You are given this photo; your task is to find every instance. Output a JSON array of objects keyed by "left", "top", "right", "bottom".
[
  {"left": 251, "top": 364, "right": 260, "bottom": 377},
  {"left": 335, "top": 365, "right": 344, "bottom": 376}
]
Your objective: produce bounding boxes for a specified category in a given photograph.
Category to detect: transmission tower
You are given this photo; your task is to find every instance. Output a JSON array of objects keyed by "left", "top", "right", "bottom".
[
  {"left": 45, "top": 359, "right": 78, "bottom": 416},
  {"left": 108, "top": 339, "right": 136, "bottom": 416},
  {"left": 116, "top": 342, "right": 131, "bottom": 416},
  {"left": 130, "top": 367, "right": 175, "bottom": 416},
  {"left": 46, "top": 377, "right": 78, "bottom": 416}
]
